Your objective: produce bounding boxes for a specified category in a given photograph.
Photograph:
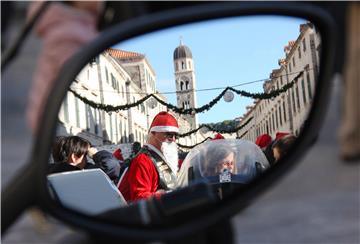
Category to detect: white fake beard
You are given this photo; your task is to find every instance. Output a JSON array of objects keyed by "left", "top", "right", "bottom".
[{"left": 161, "top": 141, "right": 179, "bottom": 173}]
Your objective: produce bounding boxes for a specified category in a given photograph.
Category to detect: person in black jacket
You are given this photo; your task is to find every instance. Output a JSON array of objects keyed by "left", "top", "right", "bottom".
[
  {"left": 49, "top": 136, "right": 120, "bottom": 183},
  {"left": 48, "top": 136, "right": 97, "bottom": 174},
  {"left": 88, "top": 147, "right": 121, "bottom": 184}
]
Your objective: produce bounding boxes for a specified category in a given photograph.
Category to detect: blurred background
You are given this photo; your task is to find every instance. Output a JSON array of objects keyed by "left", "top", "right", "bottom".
[{"left": 1, "top": 2, "right": 359, "bottom": 243}]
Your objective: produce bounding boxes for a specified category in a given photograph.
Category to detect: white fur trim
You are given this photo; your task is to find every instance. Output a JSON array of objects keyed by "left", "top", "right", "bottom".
[{"left": 150, "top": 126, "right": 179, "bottom": 133}]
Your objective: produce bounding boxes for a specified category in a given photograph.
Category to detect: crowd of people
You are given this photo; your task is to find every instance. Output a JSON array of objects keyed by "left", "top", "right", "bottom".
[
  {"left": 49, "top": 111, "right": 296, "bottom": 205},
  {"left": 255, "top": 132, "right": 297, "bottom": 165}
]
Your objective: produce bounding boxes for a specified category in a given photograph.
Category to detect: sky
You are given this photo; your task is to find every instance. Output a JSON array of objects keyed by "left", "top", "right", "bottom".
[{"left": 115, "top": 15, "right": 305, "bottom": 124}]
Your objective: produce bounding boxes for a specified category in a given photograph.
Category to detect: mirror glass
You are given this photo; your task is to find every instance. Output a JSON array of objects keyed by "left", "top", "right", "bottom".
[{"left": 47, "top": 15, "right": 321, "bottom": 217}]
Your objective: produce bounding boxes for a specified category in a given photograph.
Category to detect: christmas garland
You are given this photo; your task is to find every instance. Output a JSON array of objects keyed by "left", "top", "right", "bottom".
[
  {"left": 237, "top": 130, "right": 248, "bottom": 139},
  {"left": 177, "top": 137, "right": 212, "bottom": 149},
  {"left": 68, "top": 71, "right": 303, "bottom": 115},
  {"left": 177, "top": 116, "right": 253, "bottom": 148},
  {"left": 178, "top": 116, "right": 253, "bottom": 138}
]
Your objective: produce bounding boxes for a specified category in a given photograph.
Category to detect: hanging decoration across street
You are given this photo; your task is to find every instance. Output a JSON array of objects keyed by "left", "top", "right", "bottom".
[{"left": 69, "top": 70, "right": 303, "bottom": 115}]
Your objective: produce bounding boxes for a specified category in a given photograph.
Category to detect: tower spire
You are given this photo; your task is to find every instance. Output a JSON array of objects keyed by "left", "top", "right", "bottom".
[{"left": 179, "top": 36, "right": 183, "bottom": 46}]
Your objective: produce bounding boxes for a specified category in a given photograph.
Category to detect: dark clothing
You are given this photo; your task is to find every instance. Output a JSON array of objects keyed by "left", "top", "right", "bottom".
[
  {"left": 93, "top": 150, "right": 121, "bottom": 183},
  {"left": 48, "top": 150, "right": 120, "bottom": 183},
  {"left": 48, "top": 162, "right": 97, "bottom": 174},
  {"left": 263, "top": 141, "right": 276, "bottom": 166}
]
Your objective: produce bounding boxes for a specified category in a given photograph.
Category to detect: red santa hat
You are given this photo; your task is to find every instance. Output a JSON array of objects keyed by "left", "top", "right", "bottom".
[
  {"left": 255, "top": 134, "right": 272, "bottom": 149},
  {"left": 275, "top": 132, "right": 290, "bottom": 140},
  {"left": 113, "top": 148, "right": 124, "bottom": 161},
  {"left": 150, "top": 111, "right": 179, "bottom": 133},
  {"left": 212, "top": 133, "right": 225, "bottom": 140}
]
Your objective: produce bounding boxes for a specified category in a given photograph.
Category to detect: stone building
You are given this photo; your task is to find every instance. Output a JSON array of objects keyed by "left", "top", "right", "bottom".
[
  {"left": 236, "top": 22, "right": 321, "bottom": 142},
  {"left": 57, "top": 46, "right": 202, "bottom": 148},
  {"left": 173, "top": 40, "right": 198, "bottom": 130}
]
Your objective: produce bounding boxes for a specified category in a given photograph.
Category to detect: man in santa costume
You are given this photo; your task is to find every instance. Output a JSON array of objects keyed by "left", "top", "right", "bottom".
[{"left": 118, "top": 111, "right": 179, "bottom": 202}]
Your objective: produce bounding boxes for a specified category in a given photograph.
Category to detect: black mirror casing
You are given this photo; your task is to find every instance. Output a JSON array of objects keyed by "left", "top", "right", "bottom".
[{"left": 2, "top": 2, "right": 338, "bottom": 242}]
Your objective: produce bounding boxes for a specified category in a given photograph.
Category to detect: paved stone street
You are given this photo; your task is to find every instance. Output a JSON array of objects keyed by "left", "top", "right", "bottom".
[{"left": 2, "top": 4, "right": 359, "bottom": 243}]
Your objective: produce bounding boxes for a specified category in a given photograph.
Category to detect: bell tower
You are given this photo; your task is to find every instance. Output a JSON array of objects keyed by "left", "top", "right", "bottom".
[{"left": 173, "top": 39, "right": 198, "bottom": 129}]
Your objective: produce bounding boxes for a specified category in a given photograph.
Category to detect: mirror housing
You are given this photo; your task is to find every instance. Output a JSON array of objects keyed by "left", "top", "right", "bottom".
[{"left": 2, "top": 2, "right": 337, "bottom": 242}]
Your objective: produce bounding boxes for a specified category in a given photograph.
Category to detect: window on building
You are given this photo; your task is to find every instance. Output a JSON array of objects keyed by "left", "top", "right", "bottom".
[
  {"left": 275, "top": 108, "right": 279, "bottom": 129},
  {"left": 185, "top": 80, "right": 189, "bottom": 90},
  {"left": 175, "top": 62, "right": 178, "bottom": 71},
  {"left": 280, "top": 75, "right": 283, "bottom": 86},
  {"left": 94, "top": 109, "right": 99, "bottom": 135},
  {"left": 306, "top": 72, "right": 312, "bottom": 99},
  {"left": 111, "top": 74, "right": 116, "bottom": 89},
  {"left": 279, "top": 106, "right": 282, "bottom": 126},
  {"left": 75, "top": 98, "right": 80, "bottom": 127},
  {"left": 119, "top": 120, "right": 122, "bottom": 142},
  {"left": 289, "top": 63, "right": 292, "bottom": 72},
  {"left": 283, "top": 101, "right": 287, "bottom": 122},
  {"left": 180, "top": 81, "right": 184, "bottom": 91},
  {"left": 63, "top": 94, "right": 69, "bottom": 123},
  {"left": 298, "top": 46, "right": 301, "bottom": 59},
  {"left": 115, "top": 116, "right": 119, "bottom": 142},
  {"left": 182, "top": 61, "right": 185, "bottom": 69},
  {"left": 292, "top": 57, "right": 296, "bottom": 67},
  {"left": 141, "top": 104, "right": 145, "bottom": 114},
  {"left": 301, "top": 79, "right": 307, "bottom": 104},
  {"left": 295, "top": 84, "right": 301, "bottom": 110},
  {"left": 109, "top": 114, "right": 113, "bottom": 142},
  {"left": 105, "top": 67, "right": 109, "bottom": 83},
  {"left": 303, "top": 38, "right": 306, "bottom": 52},
  {"left": 85, "top": 104, "right": 90, "bottom": 132},
  {"left": 292, "top": 89, "right": 296, "bottom": 114}
]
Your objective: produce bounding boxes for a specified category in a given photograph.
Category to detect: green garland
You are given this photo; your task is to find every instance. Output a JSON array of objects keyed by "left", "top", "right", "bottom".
[
  {"left": 237, "top": 130, "right": 248, "bottom": 139},
  {"left": 178, "top": 116, "right": 253, "bottom": 138},
  {"left": 177, "top": 137, "right": 212, "bottom": 149},
  {"left": 177, "top": 116, "right": 253, "bottom": 148},
  {"left": 68, "top": 71, "right": 303, "bottom": 115}
]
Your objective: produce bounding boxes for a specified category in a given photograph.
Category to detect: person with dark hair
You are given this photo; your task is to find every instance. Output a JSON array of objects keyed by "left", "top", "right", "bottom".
[
  {"left": 51, "top": 136, "right": 67, "bottom": 163},
  {"left": 49, "top": 136, "right": 120, "bottom": 183},
  {"left": 201, "top": 145, "right": 236, "bottom": 177},
  {"left": 272, "top": 134, "right": 297, "bottom": 163},
  {"left": 263, "top": 140, "right": 276, "bottom": 166},
  {"left": 48, "top": 136, "right": 97, "bottom": 174}
]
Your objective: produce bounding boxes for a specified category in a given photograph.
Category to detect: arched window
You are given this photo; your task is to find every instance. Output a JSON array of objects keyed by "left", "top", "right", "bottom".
[
  {"left": 180, "top": 81, "right": 184, "bottom": 91},
  {"left": 185, "top": 81, "right": 189, "bottom": 90},
  {"left": 182, "top": 61, "right": 185, "bottom": 69}
]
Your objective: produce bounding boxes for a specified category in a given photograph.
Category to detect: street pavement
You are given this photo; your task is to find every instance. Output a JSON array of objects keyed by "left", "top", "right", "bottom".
[{"left": 2, "top": 6, "right": 359, "bottom": 244}]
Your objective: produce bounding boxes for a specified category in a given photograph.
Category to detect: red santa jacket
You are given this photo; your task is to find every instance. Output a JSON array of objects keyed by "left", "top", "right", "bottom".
[{"left": 118, "top": 152, "right": 162, "bottom": 202}]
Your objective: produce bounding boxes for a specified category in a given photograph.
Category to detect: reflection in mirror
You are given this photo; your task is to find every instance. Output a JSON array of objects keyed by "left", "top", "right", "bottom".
[{"left": 48, "top": 15, "right": 321, "bottom": 217}]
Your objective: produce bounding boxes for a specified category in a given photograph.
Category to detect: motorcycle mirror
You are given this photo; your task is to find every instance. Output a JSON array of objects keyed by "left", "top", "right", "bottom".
[{"left": 2, "top": 2, "right": 337, "bottom": 242}]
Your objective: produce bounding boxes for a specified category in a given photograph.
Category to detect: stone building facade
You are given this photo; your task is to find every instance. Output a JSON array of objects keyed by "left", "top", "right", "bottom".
[
  {"left": 173, "top": 41, "right": 198, "bottom": 130},
  {"left": 57, "top": 47, "right": 202, "bottom": 148},
  {"left": 236, "top": 23, "right": 321, "bottom": 142}
]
